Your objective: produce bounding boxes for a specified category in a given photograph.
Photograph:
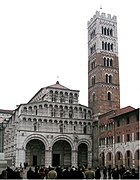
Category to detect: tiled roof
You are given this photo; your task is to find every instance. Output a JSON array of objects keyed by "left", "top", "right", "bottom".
[
  {"left": 116, "top": 106, "right": 135, "bottom": 116},
  {"left": 0, "top": 109, "right": 13, "bottom": 114}
]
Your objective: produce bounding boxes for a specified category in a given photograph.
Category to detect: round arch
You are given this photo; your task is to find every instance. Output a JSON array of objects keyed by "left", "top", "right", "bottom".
[
  {"left": 134, "top": 149, "right": 140, "bottom": 168},
  {"left": 23, "top": 133, "right": 49, "bottom": 150},
  {"left": 124, "top": 150, "right": 133, "bottom": 168},
  {"left": 52, "top": 140, "right": 72, "bottom": 167},
  {"left": 115, "top": 151, "right": 123, "bottom": 168},
  {"left": 77, "top": 139, "right": 92, "bottom": 151},
  {"left": 50, "top": 135, "right": 74, "bottom": 150},
  {"left": 78, "top": 143, "right": 88, "bottom": 167},
  {"left": 106, "top": 151, "right": 113, "bottom": 167},
  {"left": 25, "top": 139, "right": 45, "bottom": 166}
]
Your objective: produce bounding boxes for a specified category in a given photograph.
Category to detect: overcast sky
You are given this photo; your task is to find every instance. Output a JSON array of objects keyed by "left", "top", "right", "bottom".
[{"left": 0, "top": 0, "right": 139, "bottom": 110}]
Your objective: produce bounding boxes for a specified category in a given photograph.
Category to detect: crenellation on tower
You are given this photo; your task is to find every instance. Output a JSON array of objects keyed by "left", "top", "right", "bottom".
[{"left": 88, "top": 11, "right": 117, "bottom": 27}]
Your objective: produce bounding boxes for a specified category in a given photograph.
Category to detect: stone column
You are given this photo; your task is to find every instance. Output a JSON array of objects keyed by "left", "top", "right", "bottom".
[
  {"left": 15, "top": 148, "right": 25, "bottom": 167},
  {"left": 88, "top": 151, "right": 92, "bottom": 167},
  {"left": 45, "top": 148, "right": 52, "bottom": 167},
  {"left": 71, "top": 150, "right": 77, "bottom": 167}
]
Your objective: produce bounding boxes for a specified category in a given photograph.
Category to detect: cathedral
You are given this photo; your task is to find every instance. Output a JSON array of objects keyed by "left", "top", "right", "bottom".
[
  {"left": 4, "top": 81, "right": 93, "bottom": 167},
  {"left": 3, "top": 11, "right": 139, "bottom": 169}
]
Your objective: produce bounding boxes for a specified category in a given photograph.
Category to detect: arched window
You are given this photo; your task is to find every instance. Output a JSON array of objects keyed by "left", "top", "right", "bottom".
[
  {"left": 102, "top": 26, "right": 104, "bottom": 34},
  {"left": 109, "top": 75, "right": 112, "bottom": 83},
  {"left": 104, "top": 57, "right": 106, "bottom": 66},
  {"left": 93, "top": 93, "right": 95, "bottom": 102},
  {"left": 107, "top": 92, "right": 112, "bottom": 101},
  {"left": 110, "top": 29, "right": 113, "bottom": 36},
  {"left": 104, "top": 27, "right": 106, "bottom": 35},
  {"left": 105, "top": 42, "right": 107, "bottom": 50},
  {"left": 111, "top": 43, "right": 113, "bottom": 51},
  {"left": 107, "top": 28, "right": 110, "bottom": 36},
  {"left": 108, "top": 43, "right": 110, "bottom": 51},
  {"left": 102, "top": 41, "right": 104, "bottom": 50},
  {"left": 106, "top": 74, "right": 108, "bottom": 83},
  {"left": 92, "top": 76, "right": 96, "bottom": 86},
  {"left": 110, "top": 59, "right": 113, "bottom": 66},
  {"left": 107, "top": 58, "right": 109, "bottom": 66}
]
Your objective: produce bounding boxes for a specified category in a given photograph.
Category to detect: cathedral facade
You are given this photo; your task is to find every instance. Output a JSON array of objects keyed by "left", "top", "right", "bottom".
[{"left": 4, "top": 81, "right": 93, "bottom": 167}]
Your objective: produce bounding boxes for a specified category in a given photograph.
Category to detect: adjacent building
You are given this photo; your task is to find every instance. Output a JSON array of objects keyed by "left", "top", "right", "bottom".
[
  {"left": 0, "top": 109, "right": 13, "bottom": 153},
  {"left": 99, "top": 106, "right": 139, "bottom": 169}
]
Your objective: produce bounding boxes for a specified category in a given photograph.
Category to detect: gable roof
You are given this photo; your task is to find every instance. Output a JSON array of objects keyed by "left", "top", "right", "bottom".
[
  {"left": 47, "top": 81, "right": 70, "bottom": 90},
  {"left": 28, "top": 81, "right": 79, "bottom": 103}
]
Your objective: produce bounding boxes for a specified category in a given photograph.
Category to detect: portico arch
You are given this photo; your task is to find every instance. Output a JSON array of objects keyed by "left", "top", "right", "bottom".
[
  {"left": 25, "top": 139, "right": 45, "bottom": 166},
  {"left": 78, "top": 143, "right": 88, "bottom": 167},
  {"left": 52, "top": 140, "right": 71, "bottom": 167},
  {"left": 23, "top": 134, "right": 49, "bottom": 167}
]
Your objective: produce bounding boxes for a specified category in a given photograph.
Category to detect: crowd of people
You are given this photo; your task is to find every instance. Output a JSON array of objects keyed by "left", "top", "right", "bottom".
[{"left": 0, "top": 164, "right": 139, "bottom": 179}]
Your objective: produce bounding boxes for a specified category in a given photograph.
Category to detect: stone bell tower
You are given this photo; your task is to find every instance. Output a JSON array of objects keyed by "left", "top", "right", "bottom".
[{"left": 88, "top": 11, "right": 120, "bottom": 115}]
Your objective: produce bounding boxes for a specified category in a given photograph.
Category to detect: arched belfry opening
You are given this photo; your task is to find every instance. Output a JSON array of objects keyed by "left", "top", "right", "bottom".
[
  {"left": 25, "top": 139, "right": 45, "bottom": 166},
  {"left": 52, "top": 140, "right": 71, "bottom": 167},
  {"left": 78, "top": 143, "right": 88, "bottom": 167}
]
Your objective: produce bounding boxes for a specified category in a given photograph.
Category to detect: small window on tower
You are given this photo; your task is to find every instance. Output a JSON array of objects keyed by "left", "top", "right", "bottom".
[
  {"left": 106, "top": 74, "right": 108, "bottom": 83},
  {"left": 110, "top": 29, "right": 113, "bottom": 36},
  {"left": 102, "top": 26, "right": 104, "bottom": 34},
  {"left": 110, "top": 59, "right": 113, "bottom": 66},
  {"left": 105, "top": 42, "right": 107, "bottom": 50},
  {"left": 107, "top": 92, "right": 112, "bottom": 101},
  {"left": 108, "top": 43, "right": 110, "bottom": 51},
  {"left": 93, "top": 93, "right": 95, "bottom": 102},
  {"left": 104, "top": 27, "right": 106, "bottom": 35},
  {"left": 111, "top": 43, "right": 113, "bottom": 51},
  {"left": 102, "top": 41, "right": 104, "bottom": 50},
  {"left": 107, "top": 58, "right": 109, "bottom": 66},
  {"left": 107, "top": 28, "right": 110, "bottom": 36},
  {"left": 109, "top": 75, "right": 112, "bottom": 83},
  {"left": 104, "top": 57, "right": 106, "bottom": 66}
]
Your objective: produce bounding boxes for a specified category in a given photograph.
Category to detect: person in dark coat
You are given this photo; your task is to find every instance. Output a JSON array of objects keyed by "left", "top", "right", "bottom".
[
  {"left": 6, "top": 166, "right": 14, "bottom": 179},
  {"left": 74, "top": 167, "right": 86, "bottom": 179},
  {"left": 119, "top": 165, "right": 125, "bottom": 179},
  {"left": 62, "top": 167, "right": 70, "bottom": 179},
  {"left": 108, "top": 165, "right": 112, "bottom": 179},
  {"left": 103, "top": 166, "right": 107, "bottom": 179},
  {"left": 0, "top": 170, "right": 7, "bottom": 179},
  {"left": 27, "top": 167, "right": 34, "bottom": 179},
  {"left": 95, "top": 167, "right": 101, "bottom": 180},
  {"left": 112, "top": 168, "right": 119, "bottom": 179}
]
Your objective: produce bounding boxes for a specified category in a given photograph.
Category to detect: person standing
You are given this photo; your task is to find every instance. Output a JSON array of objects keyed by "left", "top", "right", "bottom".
[
  {"left": 95, "top": 167, "right": 101, "bottom": 180},
  {"left": 47, "top": 167, "right": 57, "bottom": 179},
  {"left": 85, "top": 167, "right": 95, "bottom": 179}
]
